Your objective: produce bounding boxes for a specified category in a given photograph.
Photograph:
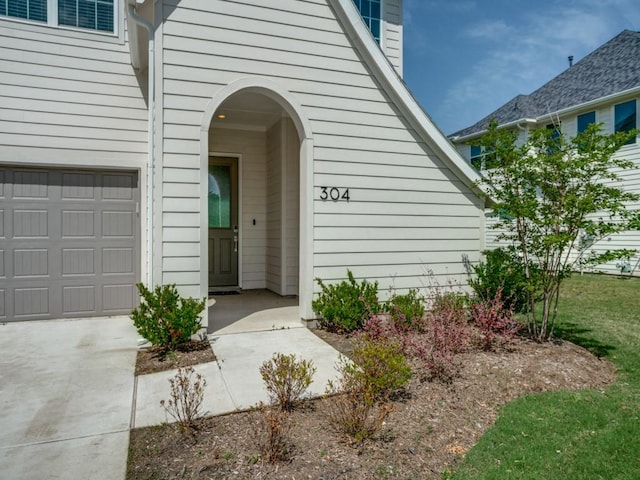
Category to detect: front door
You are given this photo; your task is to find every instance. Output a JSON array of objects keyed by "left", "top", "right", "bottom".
[{"left": 208, "top": 157, "right": 239, "bottom": 289}]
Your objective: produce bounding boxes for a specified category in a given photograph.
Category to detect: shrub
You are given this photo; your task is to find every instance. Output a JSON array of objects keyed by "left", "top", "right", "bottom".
[
  {"left": 469, "top": 248, "right": 537, "bottom": 313},
  {"left": 385, "top": 289, "right": 425, "bottom": 330},
  {"left": 259, "top": 353, "right": 316, "bottom": 411},
  {"left": 350, "top": 335, "right": 412, "bottom": 401},
  {"left": 160, "top": 366, "right": 207, "bottom": 431},
  {"left": 312, "top": 270, "right": 380, "bottom": 332},
  {"left": 251, "top": 402, "right": 292, "bottom": 463},
  {"left": 131, "top": 283, "right": 206, "bottom": 350},
  {"left": 470, "top": 288, "right": 520, "bottom": 350},
  {"left": 324, "top": 355, "right": 395, "bottom": 443}
]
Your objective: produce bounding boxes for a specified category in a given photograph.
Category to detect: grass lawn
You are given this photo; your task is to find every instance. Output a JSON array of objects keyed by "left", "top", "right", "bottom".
[{"left": 451, "top": 274, "right": 640, "bottom": 479}]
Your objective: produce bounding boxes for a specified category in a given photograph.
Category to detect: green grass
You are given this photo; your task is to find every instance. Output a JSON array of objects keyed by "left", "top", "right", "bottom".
[{"left": 451, "top": 274, "right": 640, "bottom": 480}]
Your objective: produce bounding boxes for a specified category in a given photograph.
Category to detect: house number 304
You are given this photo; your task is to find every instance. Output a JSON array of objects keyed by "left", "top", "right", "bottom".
[{"left": 320, "top": 187, "right": 350, "bottom": 202}]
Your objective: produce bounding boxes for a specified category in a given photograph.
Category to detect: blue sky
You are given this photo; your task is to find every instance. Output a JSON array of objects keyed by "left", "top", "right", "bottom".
[{"left": 402, "top": 0, "right": 640, "bottom": 135}]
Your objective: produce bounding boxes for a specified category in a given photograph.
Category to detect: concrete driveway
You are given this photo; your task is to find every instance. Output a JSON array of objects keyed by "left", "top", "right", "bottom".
[{"left": 0, "top": 316, "right": 138, "bottom": 480}]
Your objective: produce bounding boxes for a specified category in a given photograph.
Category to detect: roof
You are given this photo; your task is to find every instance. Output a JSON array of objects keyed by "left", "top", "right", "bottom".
[{"left": 451, "top": 29, "right": 640, "bottom": 139}]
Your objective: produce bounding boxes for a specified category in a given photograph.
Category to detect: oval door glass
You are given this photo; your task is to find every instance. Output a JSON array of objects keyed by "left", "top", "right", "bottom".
[{"left": 208, "top": 165, "right": 231, "bottom": 228}]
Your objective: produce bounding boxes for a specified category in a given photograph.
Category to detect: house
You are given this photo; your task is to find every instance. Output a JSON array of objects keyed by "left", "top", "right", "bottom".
[
  {"left": 450, "top": 30, "right": 640, "bottom": 277},
  {"left": 0, "top": 0, "right": 486, "bottom": 326}
]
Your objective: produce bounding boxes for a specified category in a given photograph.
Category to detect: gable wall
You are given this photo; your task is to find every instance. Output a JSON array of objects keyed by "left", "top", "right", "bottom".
[{"left": 160, "top": 0, "right": 483, "bottom": 298}]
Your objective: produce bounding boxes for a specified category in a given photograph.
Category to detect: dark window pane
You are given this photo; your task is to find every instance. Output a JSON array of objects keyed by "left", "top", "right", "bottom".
[
  {"left": 59, "top": 0, "right": 113, "bottom": 32},
  {"left": 78, "top": 0, "right": 95, "bottom": 29},
  {"left": 96, "top": 1, "right": 113, "bottom": 31},
  {"left": 577, "top": 111, "right": 596, "bottom": 133},
  {"left": 615, "top": 100, "right": 637, "bottom": 145},
  {"left": 8, "top": 0, "right": 28, "bottom": 19},
  {"left": 370, "top": 19, "right": 380, "bottom": 40},
  {"left": 58, "top": 0, "right": 77, "bottom": 27},
  {"left": 5, "top": 0, "right": 46, "bottom": 21},
  {"left": 371, "top": 1, "right": 381, "bottom": 19}
]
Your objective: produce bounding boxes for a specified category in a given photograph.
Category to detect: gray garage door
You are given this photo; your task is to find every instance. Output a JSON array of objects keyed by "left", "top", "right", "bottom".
[{"left": 0, "top": 167, "right": 140, "bottom": 322}]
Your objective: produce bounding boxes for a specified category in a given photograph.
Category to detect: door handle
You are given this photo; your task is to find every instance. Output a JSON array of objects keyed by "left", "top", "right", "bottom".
[{"left": 233, "top": 235, "right": 238, "bottom": 253}]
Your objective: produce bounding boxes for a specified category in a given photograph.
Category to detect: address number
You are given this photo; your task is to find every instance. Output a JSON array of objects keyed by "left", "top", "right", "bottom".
[{"left": 320, "top": 187, "right": 350, "bottom": 202}]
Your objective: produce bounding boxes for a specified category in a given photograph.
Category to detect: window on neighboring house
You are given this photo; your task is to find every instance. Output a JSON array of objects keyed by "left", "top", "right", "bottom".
[
  {"left": 615, "top": 99, "right": 637, "bottom": 145},
  {"left": 577, "top": 111, "right": 596, "bottom": 133},
  {"left": 353, "top": 0, "right": 381, "bottom": 43},
  {"left": 546, "top": 123, "right": 562, "bottom": 154},
  {"left": 470, "top": 145, "right": 483, "bottom": 169},
  {"left": 1, "top": 0, "right": 115, "bottom": 33}
]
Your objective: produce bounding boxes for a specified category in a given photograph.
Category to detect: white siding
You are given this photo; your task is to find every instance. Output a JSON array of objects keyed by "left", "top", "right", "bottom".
[
  {"left": 0, "top": 19, "right": 147, "bottom": 166},
  {"left": 383, "top": 0, "right": 403, "bottom": 76},
  {"left": 266, "top": 121, "right": 283, "bottom": 293},
  {"left": 160, "top": 0, "right": 483, "bottom": 299}
]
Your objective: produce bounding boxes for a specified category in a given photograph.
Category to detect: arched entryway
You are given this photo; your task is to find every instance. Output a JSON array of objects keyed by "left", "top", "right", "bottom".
[{"left": 200, "top": 78, "right": 315, "bottom": 328}]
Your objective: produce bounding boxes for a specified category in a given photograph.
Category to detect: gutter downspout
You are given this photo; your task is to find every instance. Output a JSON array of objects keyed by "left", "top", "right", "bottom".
[{"left": 127, "top": 3, "right": 155, "bottom": 287}]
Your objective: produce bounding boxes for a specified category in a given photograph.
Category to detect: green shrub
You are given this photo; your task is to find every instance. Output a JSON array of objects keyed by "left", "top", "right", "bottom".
[
  {"left": 131, "top": 283, "right": 206, "bottom": 350},
  {"left": 385, "top": 288, "right": 425, "bottom": 329},
  {"left": 260, "top": 353, "right": 316, "bottom": 411},
  {"left": 350, "top": 336, "right": 412, "bottom": 401},
  {"left": 469, "top": 248, "right": 537, "bottom": 313},
  {"left": 312, "top": 270, "right": 380, "bottom": 332}
]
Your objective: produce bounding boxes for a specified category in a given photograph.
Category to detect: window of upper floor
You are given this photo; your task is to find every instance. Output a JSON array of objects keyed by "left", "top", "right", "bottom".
[
  {"left": 614, "top": 99, "right": 637, "bottom": 145},
  {"left": 577, "top": 111, "right": 596, "bottom": 134},
  {"left": 0, "top": 0, "right": 116, "bottom": 34},
  {"left": 353, "top": 0, "right": 381, "bottom": 43}
]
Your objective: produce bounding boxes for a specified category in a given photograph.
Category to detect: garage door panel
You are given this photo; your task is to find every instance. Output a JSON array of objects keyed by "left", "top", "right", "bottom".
[
  {"left": 62, "top": 248, "right": 96, "bottom": 275},
  {"left": 0, "top": 167, "right": 140, "bottom": 321},
  {"left": 13, "top": 210, "right": 48, "bottom": 237},
  {"left": 62, "top": 172, "right": 95, "bottom": 199},
  {"left": 13, "top": 170, "right": 49, "bottom": 198},
  {"left": 13, "top": 249, "right": 48, "bottom": 277},
  {"left": 102, "top": 210, "right": 134, "bottom": 237},
  {"left": 103, "top": 284, "right": 135, "bottom": 312},
  {"left": 62, "top": 210, "right": 96, "bottom": 237},
  {"left": 14, "top": 287, "right": 49, "bottom": 316},
  {"left": 103, "top": 174, "right": 134, "bottom": 200},
  {"left": 63, "top": 285, "right": 96, "bottom": 314},
  {"left": 103, "top": 248, "right": 134, "bottom": 274}
]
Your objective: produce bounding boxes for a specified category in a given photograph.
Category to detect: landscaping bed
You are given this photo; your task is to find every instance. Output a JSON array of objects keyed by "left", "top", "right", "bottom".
[
  {"left": 135, "top": 339, "right": 216, "bottom": 376},
  {"left": 127, "top": 332, "right": 615, "bottom": 479}
]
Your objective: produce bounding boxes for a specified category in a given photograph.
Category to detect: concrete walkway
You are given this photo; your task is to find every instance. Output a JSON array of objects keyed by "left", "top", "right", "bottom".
[
  {"left": 0, "top": 316, "right": 138, "bottom": 480},
  {"left": 133, "top": 323, "right": 343, "bottom": 428},
  {"left": 0, "top": 305, "right": 343, "bottom": 479}
]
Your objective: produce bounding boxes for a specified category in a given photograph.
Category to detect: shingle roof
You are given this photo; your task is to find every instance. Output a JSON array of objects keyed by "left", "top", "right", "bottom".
[{"left": 451, "top": 29, "right": 640, "bottom": 138}]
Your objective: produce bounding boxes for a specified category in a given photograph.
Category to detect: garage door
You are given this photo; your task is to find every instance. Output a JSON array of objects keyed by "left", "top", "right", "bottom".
[{"left": 0, "top": 167, "right": 140, "bottom": 322}]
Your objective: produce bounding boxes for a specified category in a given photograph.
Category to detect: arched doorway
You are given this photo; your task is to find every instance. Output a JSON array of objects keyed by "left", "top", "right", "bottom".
[{"left": 200, "top": 79, "right": 315, "bottom": 328}]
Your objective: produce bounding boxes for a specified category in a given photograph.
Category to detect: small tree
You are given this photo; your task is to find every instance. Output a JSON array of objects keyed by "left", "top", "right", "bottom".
[{"left": 474, "top": 120, "right": 640, "bottom": 341}]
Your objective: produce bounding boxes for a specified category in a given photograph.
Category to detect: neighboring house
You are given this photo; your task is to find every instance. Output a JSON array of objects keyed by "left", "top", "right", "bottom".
[
  {"left": 451, "top": 29, "right": 640, "bottom": 277},
  {"left": 0, "top": 0, "right": 486, "bottom": 326}
]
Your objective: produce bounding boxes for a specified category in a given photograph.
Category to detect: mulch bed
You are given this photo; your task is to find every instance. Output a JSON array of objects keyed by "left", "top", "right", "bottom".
[
  {"left": 135, "top": 339, "right": 217, "bottom": 376},
  {"left": 127, "top": 331, "right": 616, "bottom": 479}
]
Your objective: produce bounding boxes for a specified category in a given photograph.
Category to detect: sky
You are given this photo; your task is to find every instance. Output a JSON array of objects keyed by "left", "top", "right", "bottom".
[{"left": 402, "top": 0, "right": 640, "bottom": 135}]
